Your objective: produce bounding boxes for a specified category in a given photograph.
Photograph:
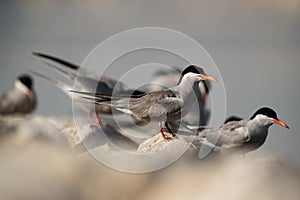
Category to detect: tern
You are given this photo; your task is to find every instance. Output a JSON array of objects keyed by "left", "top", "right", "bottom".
[
  {"left": 73, "top": 65, "right": 217, "bottom": 140},
  {"left": 178, "top": 66, "right": 212, "bottom": 130},
  {"left": 142, "top": 66, "right": 212, "bottom": 132},
  {"left": 0, "top": 74, "right": 37, "bottom": 116},
  {"left": 196, "top": 107, "right": 289, "bottom": 156},
  {"left": 31, "top": 52, "right": 144, "bottom": 125}
]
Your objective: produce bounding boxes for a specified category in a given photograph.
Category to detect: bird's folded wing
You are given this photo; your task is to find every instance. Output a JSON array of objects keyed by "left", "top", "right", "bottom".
[
  {"left": 128, "top": 90, "right": 179, "bottom": 120},
  {"left": 207, "top": 120, "right": 248, "bottom": 146},
  {"left": 205, "top": 120, "right": 249, "bottom": 147}
]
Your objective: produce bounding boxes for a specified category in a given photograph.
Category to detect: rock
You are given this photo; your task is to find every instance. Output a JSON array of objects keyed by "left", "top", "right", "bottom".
[
  {"left": 0, "top": 142, "right": 149, "bottom": 200},
  {"left": 0, "top": 115, "right": 300, "bottom": 200},
  {"left": 72, "top": 124, "right": 139, "bottom": 154},
  {"left": 137, "top": 132, "right": 198, "bottom": 154},
  {"left": 0, "top": 115, "right": 70, "bottom": 146},
  {"left": 0, "top": 115, "right": 139, "bottom": 153}
]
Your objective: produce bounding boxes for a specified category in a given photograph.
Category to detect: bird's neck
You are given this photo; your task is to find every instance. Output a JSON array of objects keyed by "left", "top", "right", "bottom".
[
  {"left": 247, "top": 118, "right": 271, "bottom": 137},
  {"left": 173, "top": 78, "right": 200, "bottom": 103}
]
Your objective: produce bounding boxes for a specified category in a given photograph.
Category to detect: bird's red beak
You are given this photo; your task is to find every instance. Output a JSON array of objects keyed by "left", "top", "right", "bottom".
[
  {"left": 199, "top": 74, "right": 217, "bottom": 82},
  {"left": 272, "top": 119, "right": 289, "bottom": 129}
]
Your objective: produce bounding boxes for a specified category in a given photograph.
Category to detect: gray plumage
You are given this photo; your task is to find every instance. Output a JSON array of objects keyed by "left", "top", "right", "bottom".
[
  {"left": 111, "top": 90, "right": 180, "bottom": 122},
  {"left": 139, "top": 66, "right": 212, "bottom": 132},
  {"left": 31, "top": 52, "right": 127, "bottom": 96},
  {"left": 199, "top": 120, "right": 250, "bottom": 151},
  {"left": 31, "top": 53, "right": 144, "bottom": 119},
  {"left": 197, "top": 107, "right": 289, "bottom": 156},
  {"left": 0, "top": 75, "right": 36, "bottom": 115},
  {"left": 73, "top": 69, "right": 217, "bottom": 139}
]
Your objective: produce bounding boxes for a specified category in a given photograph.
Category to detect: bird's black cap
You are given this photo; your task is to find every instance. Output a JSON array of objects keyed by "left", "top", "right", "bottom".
[
  {"left": 178, "top": 65, "right": 210, "bottom": 93},
  {"left": 181, "top": 65, "right": 204, "bottom": 76},
  {"left": 17, "top": 74, "right": 33, "bottom": 89},
  {"left": 250, "top": 107, "right": 278, "bottom": 120}
]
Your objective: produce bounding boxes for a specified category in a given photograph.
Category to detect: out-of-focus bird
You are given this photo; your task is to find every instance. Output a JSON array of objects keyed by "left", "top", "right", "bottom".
[
  {"left": 140, "top": 67, "right": 182, "bottom": 93},
  {"left": 31, "top": 52, "right": 130, "bottom": 93},
  {"left": 72, "top": 65, "right": 217, "bottom": 140},
  {"left": 31, "top": 52, "right": 144, "bottom": 125},
  {"left": 224, "top": 116, "right": 243, "bottom": 123},
  {"left": 196, "top": 107, "right": 289, "bottom": 157},
  {"left": 30, "top": 71, "right": 100, "bottom": 124},
  {"left": 0, "top": 74, "right": 37, "bottom": 116}
]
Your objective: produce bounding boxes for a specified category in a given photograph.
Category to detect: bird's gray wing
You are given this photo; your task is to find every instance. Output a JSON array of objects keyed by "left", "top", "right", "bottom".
[
  {"left": 76, "top": 75, "right": 128, "bottom": 93},
  {"left": 30, "top": 70, "right": 75, "bottom": 101},
  {"left": 127, "top": 90, "right": 179, "bottom": 121},
  {"left": 75, "top": 76, "right": 113, "bottom": 94},
  {"left": 71, "top": 90, "right": 178, "bottom": 121},
  {"left": 32, "top": 52, "right": 128, "bottom": 90},
  {"left": 203, "top": 120, "right": 249, "bottom": 148}
]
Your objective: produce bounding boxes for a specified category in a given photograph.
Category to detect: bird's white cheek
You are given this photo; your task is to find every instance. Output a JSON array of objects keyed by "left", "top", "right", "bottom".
[{"left": 15, "top": 80, "right": 29, "bottom": 94}]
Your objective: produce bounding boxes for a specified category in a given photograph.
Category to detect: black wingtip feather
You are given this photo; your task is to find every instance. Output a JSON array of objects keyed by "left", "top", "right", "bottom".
[{"left": 31, "top": 52, "right": 79, "bottom": 70}]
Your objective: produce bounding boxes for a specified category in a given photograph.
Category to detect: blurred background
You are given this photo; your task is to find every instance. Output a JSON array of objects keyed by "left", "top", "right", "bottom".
[
  {"left": 1, "top": 0, "right": 299, "bottom": 161},
  {"left": 0, "top": 1, "right": 300, "bottom": 199}
]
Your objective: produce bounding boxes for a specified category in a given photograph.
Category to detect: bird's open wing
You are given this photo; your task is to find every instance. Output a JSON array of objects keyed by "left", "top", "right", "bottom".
[{"left": 32, "top": 52, "right": 128, "bottom": 90}]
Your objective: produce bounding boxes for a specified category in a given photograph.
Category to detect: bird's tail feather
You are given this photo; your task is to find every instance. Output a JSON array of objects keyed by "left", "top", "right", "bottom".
[
  {"left": 70, "top": 90, "right": 137, "bottom": 101},
  {"left": 71, "top": 90, "right": 131, "bottom": 110}
]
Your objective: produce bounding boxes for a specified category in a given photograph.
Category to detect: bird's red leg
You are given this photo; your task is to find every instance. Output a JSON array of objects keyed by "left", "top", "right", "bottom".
[
  {"left": 95, "top": 111, "right": 103, "bottom": 126},
  {"left": 160, "top": 128, "right": 169, "bottom": 141},
  {"left": 165, "top": 122, "right": 176, "bottom": 138},
  {"left": 88, "top": 111, "right": 98, "bottom": 125},
  {"left": 160, "top": 128, "right": 172, "bottom": 141}
]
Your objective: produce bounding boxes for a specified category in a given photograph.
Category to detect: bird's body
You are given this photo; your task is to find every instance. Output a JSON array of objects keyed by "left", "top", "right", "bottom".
[
  {"left": 106, "top": 76, "right": 200, "bottom": 122},
  {"left": 74, "top": 66, "right": 217, "bottom": 139},
  {"left": 197, "top": 107, "right": 289, "bottom": 156},
  {"left": 201, "top": 119, "right": 267, "bottom": 153},
  {"left": 142, "top": 67, "right": 212, "bottom": 132},
  {"left": 0, "top": 75, "right": 36, "bottom": 116}
]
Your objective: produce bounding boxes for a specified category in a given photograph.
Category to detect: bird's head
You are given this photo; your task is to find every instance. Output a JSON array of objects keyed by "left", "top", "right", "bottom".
[
  {"left": 179, "top": 65, "right": 217, "bottom": 83},
  {"left": 250, "top": 107, "right": 289, "bottom": 129},
  {"left": 15, "top": 74, "right": 34, "bottom": 98}
]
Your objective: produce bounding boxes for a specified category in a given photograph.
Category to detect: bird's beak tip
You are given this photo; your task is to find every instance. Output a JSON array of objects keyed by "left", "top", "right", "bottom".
[
  {"left": 200, "top": 74, "right": 218, "bottom": 82},
  {"left": 273, "top": 119, "right": 289, "bottom": 129}
]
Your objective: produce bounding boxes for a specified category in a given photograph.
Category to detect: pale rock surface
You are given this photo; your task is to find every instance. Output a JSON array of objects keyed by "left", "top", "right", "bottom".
[{"left": 0, "top": 115, "right": 300, "bottom": 200}]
